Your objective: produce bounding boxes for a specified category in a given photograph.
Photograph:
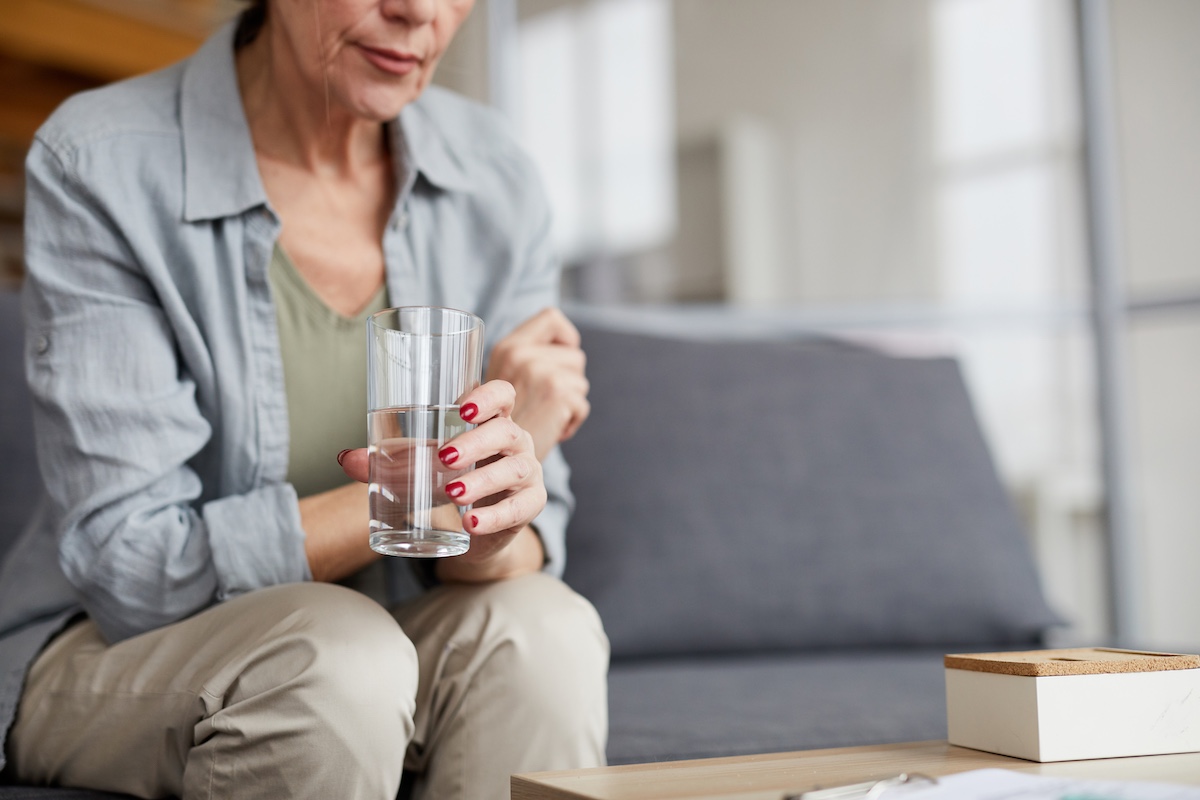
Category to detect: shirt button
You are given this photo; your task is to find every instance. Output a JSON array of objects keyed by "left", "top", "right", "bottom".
[
  {"left": 35, "top": 335, "right": 50, "bottom": 354},
  {"left": 392, "top": 212, "right": 409, "bottom": 231}
]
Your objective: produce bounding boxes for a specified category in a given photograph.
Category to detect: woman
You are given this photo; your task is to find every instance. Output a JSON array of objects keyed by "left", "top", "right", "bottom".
[{"left": 0, "top": 0, "right": 607, "bottom": 797}]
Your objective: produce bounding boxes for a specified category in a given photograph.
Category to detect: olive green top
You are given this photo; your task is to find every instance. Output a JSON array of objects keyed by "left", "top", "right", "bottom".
[{"left": 269, "top": 244, "right": 389, "bottom": 499}]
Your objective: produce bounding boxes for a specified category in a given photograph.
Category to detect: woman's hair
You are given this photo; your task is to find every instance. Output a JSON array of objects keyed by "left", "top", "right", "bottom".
[{"left": 234, "top": 0, "right": 268, "bottom": 49}]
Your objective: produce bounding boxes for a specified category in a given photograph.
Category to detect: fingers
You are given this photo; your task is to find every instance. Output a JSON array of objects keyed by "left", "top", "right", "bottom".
[
  {"left": 455, "top": 379, "right": 516, "bottom": 423},
  {"left": 490, "top": 342, "right": 590, "bottom": 452},
  {"left": 524, "top": 352, "right": 590, "bottom": 444},
  {"left": 494, "top": 344, "right": 588, "bottom": 409},
  {"left": 560, "top": 393, "right": 591, "bottom": 442},
  {"left": 515, "top": 348, "right": 588, "bottom": 399},
  {"left": 437, "top": 414, "right": 545, "bottom": 537},
  {"left": 439, "top": 414, "right": 533, "bottom": 469},
  {"left": 526, "top": 367, "right": 589, "bottom": 442},
  {"left": 464, "top": 484, "right": 548, "bottom": 537},
  {"left": 485, "top": 310, "right": 590, "bottom": 457},
  {"left": 487, "top": 311, "right": 583, "bottom": 382},
  {"left": 449, "top": 452, "right": 544, "bottom": 510},
  {"left": 450, "top": 454, "right": 546, "bottom": 537},
  {"left": 510, "top": 342, "right": 586, "bottom": 372},
  {"left": 502, "top": 307, "right": 581, "bottom": 348}
]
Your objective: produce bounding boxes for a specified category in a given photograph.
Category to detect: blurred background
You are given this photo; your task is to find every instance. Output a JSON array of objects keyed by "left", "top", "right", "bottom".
[{"left": 1, "top": 0, "right": 1197, "bottom": 651}]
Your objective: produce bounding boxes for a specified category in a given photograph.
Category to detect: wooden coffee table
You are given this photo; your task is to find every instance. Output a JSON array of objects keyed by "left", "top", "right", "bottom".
[{"left": 512, "top": 740, "right": 1200, "bottom": 800}]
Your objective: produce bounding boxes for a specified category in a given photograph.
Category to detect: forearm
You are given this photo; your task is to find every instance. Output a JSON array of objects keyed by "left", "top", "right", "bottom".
[
  {"left": 300, "top": 482, "right": 542, "bottom": 585},
  {"left": 299, "top": 482, "right": 380, "bottom": 583}
]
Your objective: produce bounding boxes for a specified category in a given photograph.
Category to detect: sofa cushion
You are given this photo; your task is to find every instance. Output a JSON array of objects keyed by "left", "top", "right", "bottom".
[
  {"left": 561, "top": 322, "right": 1060, "bottom": 659},
  {"left": 607, "top": 648, "right": 949, "bottom": 764},
  {"left": 0, "top": 289, "right": 40, "bottom": 558}
]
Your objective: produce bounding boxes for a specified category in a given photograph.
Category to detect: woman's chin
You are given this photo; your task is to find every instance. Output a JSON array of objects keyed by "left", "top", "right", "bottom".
[{"left": 339, "top": 79, "right": 427, "bottom": 123}]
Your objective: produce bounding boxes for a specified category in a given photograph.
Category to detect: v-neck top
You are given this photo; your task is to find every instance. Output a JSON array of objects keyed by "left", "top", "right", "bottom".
[{"left": 269, "top": 244, "right": 389, "bottom": 499}]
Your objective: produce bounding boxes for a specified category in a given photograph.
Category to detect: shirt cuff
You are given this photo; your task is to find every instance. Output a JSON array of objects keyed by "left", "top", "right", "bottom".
[
  {"left": 532, "top": 495, "right": 568, "bottom": 579},
  {"left": 203, "top": 483, "right": 312, "bottom": 600}
]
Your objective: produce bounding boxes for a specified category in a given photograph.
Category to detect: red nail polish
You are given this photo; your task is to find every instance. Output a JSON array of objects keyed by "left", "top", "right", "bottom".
[
  {"left": 336, "top": 449, "right": 351, "bottom": 466},
  {"left": 438, "top": 446, "right": 459, "bottom": 465},
  {"left": 469, "top": 515, "right": 479, "bottom": 528},
  {"left": 446, "top": 481, "right": 466, "bottom": 498},
  {"left": 460, "top": 403, "right": 479, "bottom": 422}
]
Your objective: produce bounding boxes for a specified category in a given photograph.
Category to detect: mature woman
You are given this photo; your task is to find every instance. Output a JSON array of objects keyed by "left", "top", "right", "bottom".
[{"left": 0, "top": 0, "right": 608, "bottom": 797}]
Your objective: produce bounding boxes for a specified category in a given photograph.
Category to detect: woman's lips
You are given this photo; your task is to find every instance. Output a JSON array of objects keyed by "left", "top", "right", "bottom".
[{"left": 358, "top": 44, "right": 420, "bottom": 76}]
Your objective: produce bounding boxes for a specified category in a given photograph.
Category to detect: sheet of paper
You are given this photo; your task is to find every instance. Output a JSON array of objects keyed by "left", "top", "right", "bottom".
[{"left": 890, "top": 769, "right": 1200, "bottom": 800}]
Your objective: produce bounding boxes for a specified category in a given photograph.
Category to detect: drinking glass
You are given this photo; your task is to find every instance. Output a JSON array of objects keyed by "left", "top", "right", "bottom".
[{"left": 367, "top": 306, "right": 485, "bottom": 557}]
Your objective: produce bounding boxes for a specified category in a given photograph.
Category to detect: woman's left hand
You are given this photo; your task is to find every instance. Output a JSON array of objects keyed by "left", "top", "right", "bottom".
[
  {"left": 339, "top": 379, "right": 546, "bottom": 581},
  {"left": 485, "top": 308, "right": 589, "bottom": 462}
]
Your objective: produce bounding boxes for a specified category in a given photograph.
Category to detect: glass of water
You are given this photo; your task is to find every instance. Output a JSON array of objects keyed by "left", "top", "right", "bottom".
[{"left": 366, "top": 307, "right": 485, "bottom": 557}]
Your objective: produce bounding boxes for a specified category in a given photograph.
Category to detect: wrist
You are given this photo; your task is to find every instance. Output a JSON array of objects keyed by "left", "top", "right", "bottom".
[
  {"left": 299, "top": 482, "right": 376, "bottom": 583},
  {"left": 435, "top": 524, "right": 545, "bottom": 583}
]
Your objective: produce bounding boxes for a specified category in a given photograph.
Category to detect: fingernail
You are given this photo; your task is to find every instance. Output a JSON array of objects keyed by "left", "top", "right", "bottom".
[
  {"left": 469, "top": 515, "right": 479, "bottom": 528},
  {"left": 460, "top": 403, "right": 479, "bottom": 422},
  {"left": 438, "top": 446, "right": 459, "bottom": 465},
  {"left": 336, "top": 449, "right": 351, "bottom": 466},
  {"left": 446, "top": 481, "right": 466, "bottom": 498}
]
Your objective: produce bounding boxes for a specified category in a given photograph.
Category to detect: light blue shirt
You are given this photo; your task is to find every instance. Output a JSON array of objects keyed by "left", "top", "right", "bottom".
[{"left": 0, "top": 20, "right": 572, "bottom": 768}]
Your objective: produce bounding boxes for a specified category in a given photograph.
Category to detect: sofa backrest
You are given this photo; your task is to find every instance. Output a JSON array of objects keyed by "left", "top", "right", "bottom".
[
  {"left": 0, "top": 287, "right": 39, "bottom": 559},
  {"left": 561, "top": 318, "right": 1061, "bottom": 660}
]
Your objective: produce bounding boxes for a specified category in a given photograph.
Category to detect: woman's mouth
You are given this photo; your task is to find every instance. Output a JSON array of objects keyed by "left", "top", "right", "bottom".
[{"left": 357, "top": 44, "right": 421, "bottom": 76}]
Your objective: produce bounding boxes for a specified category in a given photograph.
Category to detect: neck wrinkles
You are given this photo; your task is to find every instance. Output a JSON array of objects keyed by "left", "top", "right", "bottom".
[{"left": 236, "top": 24, "right": 388, "bottom": 176}]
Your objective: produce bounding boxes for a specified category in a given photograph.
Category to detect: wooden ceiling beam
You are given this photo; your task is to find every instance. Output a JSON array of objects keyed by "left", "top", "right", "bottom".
[
  {"left": 0, "top": 56, "right": 99, "bottom": 145},
  {"left": 0, "top": 0, "right": 212, "bottom": 84}
]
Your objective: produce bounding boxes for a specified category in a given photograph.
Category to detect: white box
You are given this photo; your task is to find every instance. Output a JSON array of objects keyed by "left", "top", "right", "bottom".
[{"left": 945, "top": 647, "right": 1200, "bottom": 762}]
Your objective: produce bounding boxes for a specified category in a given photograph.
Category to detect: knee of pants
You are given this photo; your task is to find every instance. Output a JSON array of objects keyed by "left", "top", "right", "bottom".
[
  {"left": 208, "top": 583, "right": 420, "bottom": 759},
  {"left": 468, "top": 574, "right": 610, "bottom": 724}
]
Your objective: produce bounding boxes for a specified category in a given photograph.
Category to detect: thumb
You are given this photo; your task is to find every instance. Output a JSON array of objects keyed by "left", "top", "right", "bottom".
[{"left": 337, "top": 447, "right": 370, "bottom": 484}]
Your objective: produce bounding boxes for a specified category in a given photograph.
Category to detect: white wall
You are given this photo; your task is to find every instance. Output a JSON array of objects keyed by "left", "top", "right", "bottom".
[
  {"left": 1110, "top": 0, "right": 1200, "bottom": 648},
  {"left": 1111, "top": 1, "right": 1200, "bottom": 294},
  {"left": 672, "top": 0, "right": 937, "bottom": 304}
]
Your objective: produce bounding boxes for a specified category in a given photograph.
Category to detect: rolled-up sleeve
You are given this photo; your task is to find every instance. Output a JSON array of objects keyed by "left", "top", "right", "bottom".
[
  {"left": 202, "top": 485, "right": 309, "bottom": 600},
  {"left": 23, "top": 138, "right": 309, "bottom": 644}
]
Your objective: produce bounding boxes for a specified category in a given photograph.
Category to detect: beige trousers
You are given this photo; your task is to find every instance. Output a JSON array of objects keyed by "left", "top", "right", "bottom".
[{"left": 6, "top": 573, "right": 609, "bottom": 800}]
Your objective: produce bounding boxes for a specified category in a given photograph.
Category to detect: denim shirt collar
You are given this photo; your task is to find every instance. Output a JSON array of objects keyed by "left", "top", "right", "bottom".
[
  {"left": 396, "top": 101, "right": 473, "bottom": 193},
  {"left": 180, "top": 21, "right": 267, "bottom": 222},
  {"left": 180, "top": 20, "right": 470, "bottom": 223}
]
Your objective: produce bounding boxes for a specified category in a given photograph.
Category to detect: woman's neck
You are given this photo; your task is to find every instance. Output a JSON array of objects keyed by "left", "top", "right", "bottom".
[{"left": 235, "top": 27, "right": 388, "bottom": 177}]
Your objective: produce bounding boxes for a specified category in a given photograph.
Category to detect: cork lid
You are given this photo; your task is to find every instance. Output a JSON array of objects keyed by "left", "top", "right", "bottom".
[{"left": 944, "top": 647, "right": 1200, "bottom": 677}]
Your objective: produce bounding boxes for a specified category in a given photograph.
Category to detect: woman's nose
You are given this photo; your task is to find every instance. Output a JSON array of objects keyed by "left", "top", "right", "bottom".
[{"left": 381, "top": 0, "right": 438, "bottom": 26}]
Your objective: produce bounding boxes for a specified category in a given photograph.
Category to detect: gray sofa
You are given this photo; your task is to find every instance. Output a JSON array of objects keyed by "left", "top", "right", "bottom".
[
  {"left": 560, "top": 309, "right": 1059, "bottom": 765},
  {"left": 0, "top": 288, "right": 1059, "bottom": 796}
]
